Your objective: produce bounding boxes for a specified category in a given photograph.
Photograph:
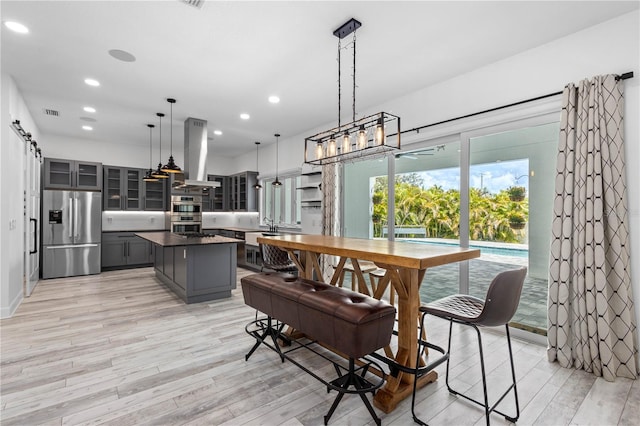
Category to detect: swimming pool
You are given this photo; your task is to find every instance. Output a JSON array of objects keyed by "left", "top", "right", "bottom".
[{"left": 400, "top": 239, "right": 529, "bottom": 258}]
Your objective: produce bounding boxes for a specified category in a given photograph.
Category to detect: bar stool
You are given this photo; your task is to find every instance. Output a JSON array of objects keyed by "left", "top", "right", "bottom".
[
  {"left": 259, "top": 243, "right": 298, "bottom": 274},
  {"left": 411, "top": 267, "right": 527, "bottom": 425}
]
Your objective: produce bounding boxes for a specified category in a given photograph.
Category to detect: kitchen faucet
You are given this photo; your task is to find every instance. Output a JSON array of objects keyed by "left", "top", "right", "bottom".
[{"left": 263, "top": 217, "right": 278, "bottom": 233}]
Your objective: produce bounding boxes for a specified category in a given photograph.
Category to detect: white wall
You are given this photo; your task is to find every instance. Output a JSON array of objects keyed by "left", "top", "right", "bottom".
[{"left": 0, "top": 73, "right": 41, "bottom": 317}]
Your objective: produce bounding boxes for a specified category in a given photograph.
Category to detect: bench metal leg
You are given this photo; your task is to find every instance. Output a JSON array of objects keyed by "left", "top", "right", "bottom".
[
  {"left": 245, "top": 316, "right": 286, "bottom": 362},
  {"left": 324, "top": 358, "right": 381, "bottom": 426}
]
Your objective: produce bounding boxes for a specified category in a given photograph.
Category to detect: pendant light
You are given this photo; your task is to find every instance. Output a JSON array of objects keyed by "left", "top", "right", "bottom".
[
  {"left": 253, "top": 141, "right": 262, "bottom": 189},
  {"left": 272, "top": 133, "right": 282, "bottom": 187},
  {"left": 151, "top": 112, "right": 169, "bottom": 179},
  {"left": 161, "top": 98, "right": 182, "bottom": 173},
  {"left": 143, "top": 124, "right": 158, "bottom": 182}
]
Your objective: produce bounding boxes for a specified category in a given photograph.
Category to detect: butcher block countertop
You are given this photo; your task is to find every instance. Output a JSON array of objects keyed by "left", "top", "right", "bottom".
[{"left": 135, "top": 232, "right": 242, "bottom": 247}]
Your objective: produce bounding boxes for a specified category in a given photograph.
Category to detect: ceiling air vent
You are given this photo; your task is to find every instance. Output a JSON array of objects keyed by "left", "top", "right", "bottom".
[
  {"left": 43, "top": 108, "right": 60, "bottom": 117},
  {"left": 180, "top": 0, "right": 204, "bottom": 9}
]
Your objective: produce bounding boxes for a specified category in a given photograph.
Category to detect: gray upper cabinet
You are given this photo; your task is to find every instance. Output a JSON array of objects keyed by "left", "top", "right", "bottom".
[
  {"left": 44, "top": 158, "right": 102, "bottom": 190},
  {"left": 229, "top": 171, "right": 258, "bottom": 212},
  {"left": 202, "top": 175, "right": 228, "bottom": 212},
  {"left": 103, "top": 166, "right": 143, "bottom": 210},
  {"left": 143, "top": 179, "right": 167, "bottom": 211}
]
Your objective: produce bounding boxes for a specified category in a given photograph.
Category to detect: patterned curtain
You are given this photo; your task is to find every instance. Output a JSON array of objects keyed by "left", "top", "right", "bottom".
[
  {"left": 548, "top": 74, "right": 637, "bottom": 380},
  {"left": 321, "top": 163, "right": 340, "bottom": 279}
]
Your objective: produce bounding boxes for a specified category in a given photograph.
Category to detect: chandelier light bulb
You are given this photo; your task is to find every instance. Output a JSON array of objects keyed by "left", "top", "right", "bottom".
[
  {"left": 327, "top": 136, "right": 337, "bottom": 157},
  {"left": 357, "top": 125, "right": 367, "bottom": 150},
  {"left": 374, "top": 120, "right": 385, "bottom": 146},
  {"left": 315, "top": 142, "right": 324, "bottom": 160},
  {"left": 342, "top": 131, "right": 351, "bottom": 153}
]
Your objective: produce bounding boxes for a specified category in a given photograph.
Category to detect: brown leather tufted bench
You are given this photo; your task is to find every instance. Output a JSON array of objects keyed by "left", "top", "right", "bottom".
[
  {"left": 242, "top": 272, "right": 395, "bottom": 358},
  {"left": 241, "top": 272, "right": 396, "bottom": 425}
]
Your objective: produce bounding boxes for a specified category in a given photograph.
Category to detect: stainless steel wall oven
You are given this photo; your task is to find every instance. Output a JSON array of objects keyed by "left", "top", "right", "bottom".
[{"left": 170, "top": 195, "right": 202, "bottom": 234}]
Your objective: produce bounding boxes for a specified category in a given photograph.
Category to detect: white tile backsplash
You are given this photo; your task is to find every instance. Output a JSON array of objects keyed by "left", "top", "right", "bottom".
[
  {"left": 202, "top": 212, "right": 259, "bottom": 229},
  {"left": 102, "top": 212, "right": 168, "bottom": 231},
  {"left": 102, "top": 211, "right": 259, "bottom": 231}
]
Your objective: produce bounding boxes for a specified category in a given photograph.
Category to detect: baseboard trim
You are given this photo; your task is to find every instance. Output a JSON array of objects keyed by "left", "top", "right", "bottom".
[{"left": 0, "top": 290, "right": 23, "bottom": 319}]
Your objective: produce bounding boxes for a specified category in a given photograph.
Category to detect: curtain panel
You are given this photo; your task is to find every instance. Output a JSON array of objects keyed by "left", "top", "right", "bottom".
[
  {"left": 548, "top": 74, "right": 637, "bottom": 380},
  {"left": 321, "top": 163, "right": 340, "bottom": 279}
]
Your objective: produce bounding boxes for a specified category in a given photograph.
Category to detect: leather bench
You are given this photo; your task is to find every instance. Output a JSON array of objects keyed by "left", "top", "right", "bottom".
[
  {"left": 241, "top": 272, "right": 396, "bottom": 425},
  {"left": 241, "top": 272, "right": 395, "bottom": 358}
]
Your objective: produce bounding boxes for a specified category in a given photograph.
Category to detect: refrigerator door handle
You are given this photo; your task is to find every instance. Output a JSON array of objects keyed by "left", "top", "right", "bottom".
[
  {"left": 47, "top": 243, "right": 99, "bottom": 249},
  {"left": 74, "top": 196, "right": 79, "bottom": 239},
  {"left": 68, "top": 197, "right": 74, "bottom": 238},
  {"left": 30, "top": 218, "right": 38, "bottom": 254}
]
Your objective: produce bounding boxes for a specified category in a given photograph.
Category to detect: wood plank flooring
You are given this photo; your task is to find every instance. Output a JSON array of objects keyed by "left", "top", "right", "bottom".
[{"left": 1, "top": 267, "right": 637, "bottom": 425}]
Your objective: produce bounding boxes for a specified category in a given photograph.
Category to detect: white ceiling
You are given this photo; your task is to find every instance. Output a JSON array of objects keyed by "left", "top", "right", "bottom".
[{"left": 2, "top": 1, "right": 638, "bottom": 158}]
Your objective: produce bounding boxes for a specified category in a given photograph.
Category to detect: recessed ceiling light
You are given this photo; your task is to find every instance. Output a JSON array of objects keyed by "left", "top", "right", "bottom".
[
  {"left": 82, "top": 125, "right": 93, "bottom": 131},
  {"left": 5, "top": 21, "right": 29, "bottom": 34},
  {"left": 108, "top": 49, "right": 136, "bottom": 62},
  {"left": 240, "top": 113, "right": 250, "bottom": 120},
  {"left": 213, "top": 130, "right": 223, "bottom": 136},
  {"left": 268, "top": 95, "right": 280, "bottom": 104},
  {"left": 84, "top": 78, "right": 100, "bottom": 87},
  {"left": 83, "top": 106, "right": 96, "bottom": 113}
]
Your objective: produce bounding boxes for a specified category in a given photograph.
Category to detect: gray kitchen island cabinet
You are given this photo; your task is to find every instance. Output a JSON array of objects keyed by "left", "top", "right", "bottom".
[{"left": 136, "top": 232, "right": 241, "bottom": 303}]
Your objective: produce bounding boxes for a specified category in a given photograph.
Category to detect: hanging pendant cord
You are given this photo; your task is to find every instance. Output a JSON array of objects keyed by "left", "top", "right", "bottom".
[
  {"left": 170, "top": 104, "right": 173, "bottom": 155},
  {"left": 158, "top": 115, "right": 162, "bottom": 161},
  {"left": 149, "top": 126, "right": 153, "bottom": 167},
  {"left": 337, "top": 38, "right": 341, "bottom": 127},
  {"left": 352, "top": 31, "right": 356, "bottom": 123}
]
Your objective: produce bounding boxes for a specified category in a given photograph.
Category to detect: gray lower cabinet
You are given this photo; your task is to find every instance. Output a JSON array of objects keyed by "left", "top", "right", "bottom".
[
  {"left": 102, "top": 232, "right": 152, "bottom": 269},
  {"left": 245, "top": 244, "right": 262, "bottom": 271},
  {"left": 152, "top": 242, "right": 237, "bottom": 303},
  {"left": 173, "top": 247, "right": 187, "bottom": 290}
]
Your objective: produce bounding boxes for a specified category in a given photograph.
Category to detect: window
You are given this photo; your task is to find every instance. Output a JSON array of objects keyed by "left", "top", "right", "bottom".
[{"left": 262, "top": 174, "right": 302, "bottom": 227}]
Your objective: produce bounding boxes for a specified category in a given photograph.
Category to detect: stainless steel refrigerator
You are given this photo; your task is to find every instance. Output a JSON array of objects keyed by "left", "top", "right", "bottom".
[{"left": 42, "top": 190, "right": 101, "bottom": 279}]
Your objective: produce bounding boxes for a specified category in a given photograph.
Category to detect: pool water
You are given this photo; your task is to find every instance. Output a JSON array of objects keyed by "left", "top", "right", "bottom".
[{"left": 401, "top": 239, "right": 528, "bottom": 258}]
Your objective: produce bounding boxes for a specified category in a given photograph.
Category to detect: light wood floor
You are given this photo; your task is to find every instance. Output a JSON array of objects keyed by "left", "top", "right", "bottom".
[{"left": 1, "top": 268, "right": 638, "bottom": 425}]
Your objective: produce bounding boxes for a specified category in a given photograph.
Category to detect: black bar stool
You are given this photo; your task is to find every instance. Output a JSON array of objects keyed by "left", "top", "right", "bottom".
[
  {"left": 259, "top": 243, "right": 298, "bottom": 274},
  {"left": 412, "top": 267, "right": 527, "bottom": 425}
]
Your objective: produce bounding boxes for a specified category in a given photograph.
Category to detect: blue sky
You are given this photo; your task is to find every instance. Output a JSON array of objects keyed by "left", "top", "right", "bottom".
[{"left": 413, "top": 159, "right": 529, "bottom": 194}]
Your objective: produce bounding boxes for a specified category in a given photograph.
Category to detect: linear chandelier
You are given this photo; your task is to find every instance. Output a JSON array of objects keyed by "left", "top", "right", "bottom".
[{"left": 304, "top": 18, "right": 400, "bottom": 166}]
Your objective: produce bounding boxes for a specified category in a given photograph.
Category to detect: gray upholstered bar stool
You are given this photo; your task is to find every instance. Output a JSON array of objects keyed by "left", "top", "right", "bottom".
[{"left": 411, "top": 267, "right": 527, "bottom": 425}]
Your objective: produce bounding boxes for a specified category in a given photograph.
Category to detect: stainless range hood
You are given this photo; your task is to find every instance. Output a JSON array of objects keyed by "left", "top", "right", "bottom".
[{"left": 172, "top": 117, "right": 220, "bottom": 190}]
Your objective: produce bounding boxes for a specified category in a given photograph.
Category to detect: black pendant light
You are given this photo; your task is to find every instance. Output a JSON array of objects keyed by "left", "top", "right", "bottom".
[
  {"left": 151, "top": 112, "right": 169, "bottom": 179},
  {"left": 143, "top": 124, "right": 158, "bottom": 182},
  {"left": 253, "top": 141, "right": 262, "bottom": 189},
  {"left": 161, "top": 98, "right": 182, "bottom": 173},
  {"left": 272, "top": 133, "right": 282, "bottom": 187}
]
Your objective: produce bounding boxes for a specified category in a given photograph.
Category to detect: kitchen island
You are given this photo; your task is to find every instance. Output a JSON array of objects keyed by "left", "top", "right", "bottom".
[{"left": 136, "top": 232, "right": 241, "bottom": 303}]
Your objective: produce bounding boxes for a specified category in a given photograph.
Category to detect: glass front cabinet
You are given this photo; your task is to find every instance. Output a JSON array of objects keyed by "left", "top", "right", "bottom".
[{"left": 44, "top": 158, "right": 102, "bottom": 190}]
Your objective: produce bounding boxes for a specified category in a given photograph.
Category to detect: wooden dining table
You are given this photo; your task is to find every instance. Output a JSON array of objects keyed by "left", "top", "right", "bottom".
[{"left": 256, "top": 234, "right": 481, "bottom": 413}]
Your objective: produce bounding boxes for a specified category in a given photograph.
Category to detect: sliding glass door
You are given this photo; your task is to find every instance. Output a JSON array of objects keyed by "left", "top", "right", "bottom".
[
  {"left": 467, "top": 121, "right": 559, "bottom": 332},
  {"left": 342, "top": 115, "right": 559, "bottom": 334}
]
